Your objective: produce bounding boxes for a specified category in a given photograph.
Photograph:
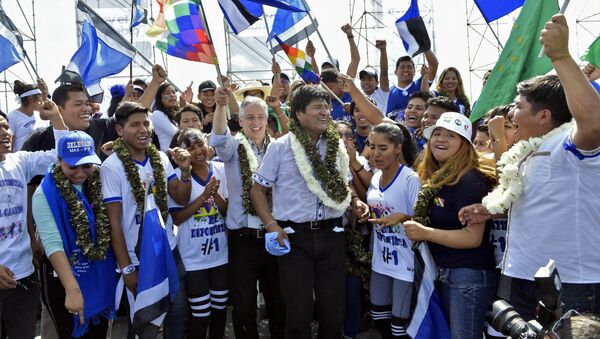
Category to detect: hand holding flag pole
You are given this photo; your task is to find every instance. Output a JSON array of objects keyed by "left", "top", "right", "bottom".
[{"left": 538, "top": 0, "right": 570, "bottom": 58}]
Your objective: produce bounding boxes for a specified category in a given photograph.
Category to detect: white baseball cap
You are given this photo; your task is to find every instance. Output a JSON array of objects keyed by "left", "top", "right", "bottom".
[{"left": 423, "top": 112, "right": 473, "bottom": 144}]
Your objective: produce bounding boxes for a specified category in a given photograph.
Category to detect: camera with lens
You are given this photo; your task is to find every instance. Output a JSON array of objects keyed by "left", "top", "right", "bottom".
[{"left": 489, "top": 259, "right": 564, "bottom": 339}]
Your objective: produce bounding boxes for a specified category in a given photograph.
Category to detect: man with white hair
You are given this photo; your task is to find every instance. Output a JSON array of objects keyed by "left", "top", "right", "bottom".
[{"left": 210, "top": 89, "right": 285, "bottom": 338}]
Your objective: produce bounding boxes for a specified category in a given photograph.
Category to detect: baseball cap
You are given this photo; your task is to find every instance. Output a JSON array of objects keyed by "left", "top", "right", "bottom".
[
  {"left": 57, "top": 131, "right": 101, "bottom": 166},
  {"left": 110, "top": 84, "right": 126, "bottom": 98},
  {"left": 271, "top": 73, "right": 290, "bottom": 84},
  {"left": 321, "top": 58, "right": 340, "bottom": 70},
  {"left": 265, "top": 232, "right": 291, "bottom": 256},
  {"left": 359, "top": 69, "right": 378, "bottom": 80},
  {"left": 423, "top": 112, "right": 473, "bottom": 144},
  {"left": 198, "top": 80, "right": 217, "bottom": 92},
  {"left": 132, "top": 85, "right": 145, "bottom": 94}
]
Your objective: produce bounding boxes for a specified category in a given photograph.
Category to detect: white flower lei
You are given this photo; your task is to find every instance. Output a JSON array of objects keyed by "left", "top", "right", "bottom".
[
  {"left": 288, "top": 131, "right": 352, "bottom": 211},
  {"left": 482, "top": 121, "right": 574, "bottom": 214},
  {"left": 235, "top": 133, "right": 260, "bottom": 172}
]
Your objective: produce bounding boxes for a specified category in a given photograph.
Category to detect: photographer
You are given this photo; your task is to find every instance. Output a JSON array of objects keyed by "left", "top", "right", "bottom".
[{"left": 459, "top": 14, "right": 600, "bottom": 320}]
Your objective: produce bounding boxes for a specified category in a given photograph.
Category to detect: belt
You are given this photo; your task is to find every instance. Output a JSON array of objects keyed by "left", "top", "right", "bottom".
[
  {"left": 231, "top": 227, "right": 266, "bottom": 239},
  {"left": 277, "top": 218, "right": 342, "bottom": 231}
]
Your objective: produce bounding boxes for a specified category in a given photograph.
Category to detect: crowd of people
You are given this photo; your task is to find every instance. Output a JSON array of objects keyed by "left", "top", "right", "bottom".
[{"left": 1, "top": 13, "right": 600, "bottom": 339}]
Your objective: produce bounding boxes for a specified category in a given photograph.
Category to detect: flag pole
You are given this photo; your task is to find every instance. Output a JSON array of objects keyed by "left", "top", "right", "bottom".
[
  {"left": 196, "top": 0, "right": 224, "bottom": 88},
  {"left": 319, "top": 83, "right": 345, "bottom": 106},
  {"left": 538, "top": 0, "right": 570, "bottom": 58},
  {"left": 76, "top": 0, "right": 181, "bottom": 92},
  {"left": 298, "top": 0, "right": 338, "bottom": 72},
  {"left": 129, "top": 0, "right": 135, "bottom": 82},
  {"left": 262, "top": 13, "right": 275, "bottom": 54}
]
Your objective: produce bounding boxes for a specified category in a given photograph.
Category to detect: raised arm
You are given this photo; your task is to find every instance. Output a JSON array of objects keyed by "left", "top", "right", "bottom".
[
  {"left": 541, "top": 14, "right": 600, "bottom": 150},
  {"left": 222, "top": 75, "right": 240, "bottom": 114},
  {"left": 306, "top": 40, "right": 319, "bottom": 75},
  {"left": 212, "top": 87, "right": 230, "bottom": 135},
  {"left": 270, "top": 57, "right": 282, "bottom": 97},
  {"left": 424, "top": 50, "right": 438, "bottom": 82},
  {"left": 139, "top": 65, "right": 167, "bottom": 109},
  {"left": 339, "top": 73, "right": 384, "bottom": 125},
  {"left": 376, "top": 40, "right": 389, "bottom": 92},
  {"left": 342, "top": 24, "right": 360, "bottom": 78}
]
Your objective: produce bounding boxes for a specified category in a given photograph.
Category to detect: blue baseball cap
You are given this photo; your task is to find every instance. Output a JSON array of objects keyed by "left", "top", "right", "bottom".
[
  {"left": 110, "top": 84, "right": 126, "bottom": 98},
  {"left": 265, "top": 232, "right": 291, "bottom": 256},
  {"left": 57, "top": 131, "right": 101, "bottom": 166}
]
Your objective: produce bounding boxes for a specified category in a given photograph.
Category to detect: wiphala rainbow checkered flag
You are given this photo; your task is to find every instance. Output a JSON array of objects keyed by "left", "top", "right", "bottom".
[
  {"left": 147, "top": 0, "right": 217, "bottom": 64},
  {"left": 274, "top": 35, "right": 320, "bottom": 84}
]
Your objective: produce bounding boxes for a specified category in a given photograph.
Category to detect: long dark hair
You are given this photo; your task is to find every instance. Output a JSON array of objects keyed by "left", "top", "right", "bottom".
[
  {"left": 372, "top": 122, "right": 417, "bottom": 168},
  {"left": 154, "top": 83, "right": 177, "bottom": 124}
]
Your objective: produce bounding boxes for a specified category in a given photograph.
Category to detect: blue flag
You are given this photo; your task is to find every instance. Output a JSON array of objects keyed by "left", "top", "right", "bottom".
[
  {"left": 218, "top": 0, "right": 264, "bottom": 34},
  {"left": 0, "top": 9, "right": 24, "bottom": 73},
  {"left": 246, "top": 0, "right": 305, "bottom": 12},
  {"left": 266, "top": 0, "right": 316, "bottom": 53},
  {"left": 474, "top": 0, "right": 524, "bottom": 23},
  {"left": 58, "top": 1, "right": 136, "bottom": 102},
  {"left": 130, "top": 0, "right": 148, "bottom": 29},
  {"left": 395, "top": 0, "right": 431, "bottom": 57},
  {"left": 132, "top": 191, "right": 179, "bottom": 338},
  {"left": 407, "top": 242, "right": 451, "bottom": 339}
]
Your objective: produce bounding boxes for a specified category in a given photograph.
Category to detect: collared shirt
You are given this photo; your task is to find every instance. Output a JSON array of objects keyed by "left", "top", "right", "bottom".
[
  {"left": 503, "top": 129, "right": 600, "bottom": 283},
  {"left": 209, "top": 129, "right": 268, "bottom": 230},
  {"left": 253, "top": 134, "right": 350, "bottom": 223}
]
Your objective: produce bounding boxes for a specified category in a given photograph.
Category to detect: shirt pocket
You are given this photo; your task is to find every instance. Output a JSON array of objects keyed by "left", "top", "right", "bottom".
[{"left": 521, "top": 151, "right": 551, "bottom": 184}]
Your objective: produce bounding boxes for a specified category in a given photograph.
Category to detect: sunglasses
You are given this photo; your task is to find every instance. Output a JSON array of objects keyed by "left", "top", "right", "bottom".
[
  {"left": 67, "top": 164, "right": 94, "bottom": 170},
  {"left": 338, "top": 131, "right": 355, "bottom": 139}
]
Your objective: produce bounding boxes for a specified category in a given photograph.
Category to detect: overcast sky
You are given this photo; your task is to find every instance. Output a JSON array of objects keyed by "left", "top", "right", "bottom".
[{"left": 2, "top": 0, "right": 599, "bottom": 113}]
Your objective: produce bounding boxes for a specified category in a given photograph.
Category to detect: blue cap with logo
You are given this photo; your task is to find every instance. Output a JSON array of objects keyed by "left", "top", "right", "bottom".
[
  {"left": 265, "top": 232, "right": 291, "bottom": 256},
  {"left": 57, "top": 131, "right": 101, "bottom": 166}
]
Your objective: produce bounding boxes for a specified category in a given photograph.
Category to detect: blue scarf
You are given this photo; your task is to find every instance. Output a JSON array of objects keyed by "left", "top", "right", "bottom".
[{"left": 41, "top": 168, "right": 117, "bottom": 337}]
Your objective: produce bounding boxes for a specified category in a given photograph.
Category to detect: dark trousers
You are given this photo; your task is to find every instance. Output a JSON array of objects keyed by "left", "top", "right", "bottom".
[
  {"left": 499, "top": 274, "right": 600, "bottom": 321},
  {"left": 228, "top": 230, "right": 286, "bottom": 339},
  {"left": 40, "top": 258, "right": 108, "bottom": 339},
  {"left": 277, "top": 225, "right": 346, "bottom": 339},
  {"left": 0, "top": 274, "right": 39, "bottom": 339}
]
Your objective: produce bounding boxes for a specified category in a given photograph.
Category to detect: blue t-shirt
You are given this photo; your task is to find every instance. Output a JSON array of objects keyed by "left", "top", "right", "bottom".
[
  {"left": 331, "top": 92, "right": 353, "bottom": 123},
  {"left": 354, "top": 131, "right": 368, "bottom": 153},
  {"left": 427, "top": 170, "right": 495, "bottom": 270},
  {"left": 409, "top": 127, "right": 426, "bottom": 154},
  {"left": 433, "top": 91, "right": 469, "bottom": 115},
  {"left": 386, "top": 77, "right": 425, "bottom": 121}
]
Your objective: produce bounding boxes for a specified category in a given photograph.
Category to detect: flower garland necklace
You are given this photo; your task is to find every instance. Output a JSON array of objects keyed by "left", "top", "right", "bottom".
[
  {"left": 52, "top": 165, "right": 110, "bottom": 260},
  {"left": 482, "top": 121, "right": 574, "bottom": 214},
  {"left": 288, "top": 118, "right": 351, "bottom": 211},
  {"left": 112, "top": 138, "right": 169, "bottom": 223},
  {"left": 236, "top": 131, "right": 271, "bottom": 216}
]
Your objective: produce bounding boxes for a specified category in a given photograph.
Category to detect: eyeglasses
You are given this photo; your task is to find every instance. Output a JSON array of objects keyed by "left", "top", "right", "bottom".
[
  {"left": 338, "top": 131, "right": 355, "bottom": 139},
  {"left": 546, "top": 309, "right": 582, "bottom": 339}
]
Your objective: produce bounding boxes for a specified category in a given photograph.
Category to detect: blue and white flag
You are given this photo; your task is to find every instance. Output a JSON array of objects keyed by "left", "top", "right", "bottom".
[
  {"left": 132, "top": 190, "right": 179, "bottom": 338},
  {"left": 246, "top": 0, "right": 305, "bottom": 12},
  {"left": 57, "top": 0, "right": 136, "bottom": 103},
  {"left": 0, "top": 8, "right": 24, "bottom": 73},
  {"left": 266, "top": 0, "right": 316, "bottom": 54},
  {"left": 218, "top": 0, "right": 263, "bottom": 34},
  {"left": 474, "top": 0, "right": 524, "bottom": 23},
  {"left": 407, "top": 242, "right": 451, "bottom": 339},
  {"left": 130, "top": 0, "right": 148, "bottom": 29},
  {"left": 395, "top": 0, "right": 431, "bottom": 57}
]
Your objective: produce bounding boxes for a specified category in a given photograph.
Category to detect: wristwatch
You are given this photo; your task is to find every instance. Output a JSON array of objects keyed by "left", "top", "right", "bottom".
[{"left": 122, "top": 264, "right": 136, "bottom": 275}]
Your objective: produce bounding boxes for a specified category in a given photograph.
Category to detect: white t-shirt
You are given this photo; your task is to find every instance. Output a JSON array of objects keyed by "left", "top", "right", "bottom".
[
  {"left": 369, "top": 87, "right": 390, "bottom": 115},
  {"left": 503, "top": 129, "right": 600, "bottom": 283},
  {"left": 0, "top": 129, "right": 66, "bottom": 280},
  {"left": 169, "top": 162, "right": 228, "bottom": 272},
  {"left": 367, "top": 165, "right": 421, "bottom": 282},
  {"left": 101, "top": 151, "right": 178, "bottom": 265},
  {"left": 151, "top": 110, "right": 178, "bottom": 152},
  {"left": 8, "top": 109, "right": 49, "bottom": 151}
]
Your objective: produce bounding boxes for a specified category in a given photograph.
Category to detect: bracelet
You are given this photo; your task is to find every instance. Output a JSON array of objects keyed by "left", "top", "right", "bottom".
[
  {"left": 352, "top": 164, "right": 364, "bottom": 172},
  {"left": 550, "top": 54, "right": 571, "bottom": 63},
  {"left": 265, "top": 220, "right": 278, "bottom": 228},
  {"left": 347, "top": 35, "right": 354, "bottom": 39},
  {"left": 121, "top": 264, "right": 136, "bottom": 275}
]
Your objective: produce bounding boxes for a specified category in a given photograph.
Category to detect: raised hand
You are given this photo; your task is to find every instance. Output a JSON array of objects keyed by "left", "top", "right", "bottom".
[
  {"left": 215, "top": 88, "right": 229, "bottom": 107},
  {"left": 168, "top": 147, "right": 192, "bottom": 172},
  {"left": 265, "top": 95, "right": 281, "bottom": 109},
  {"left": 305, "top": 40, "right": 315, "bottom": 57},
  {"left": 341, "top": 23, "right": 353, "bottom": 37},
  {"left": 540, "top": 14, "right": 570, "bottom": 62},
  {"left": 37, "top": 78, "right": 49, "bottom": 98},
  {"left": 272, "top": 57, "right": 281, "bottom": 75},
  {"left": 375, "top": 40, "right": 386, "bottom": 50},
  {"left": 152, "top": 64, "right": 167, "bottom": 83}
]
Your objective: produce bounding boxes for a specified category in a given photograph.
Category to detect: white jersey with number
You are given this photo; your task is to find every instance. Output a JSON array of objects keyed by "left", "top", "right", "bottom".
[
  {"left": 169, "top": 162, "right": 228, "bottom": 272},
  {"left": 367, "top": 165, "right": 421, "bottom": 282},
  {"left": 101, "top": 151, "right": 178, "bottom": 266}
]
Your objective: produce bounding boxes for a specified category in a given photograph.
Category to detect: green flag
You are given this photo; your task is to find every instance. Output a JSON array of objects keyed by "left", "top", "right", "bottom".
[
  {"left": 582, "top": 36, "right": 600, "bottom": 68},
  {"left": 470, "top": 0, "right": 558, "bottom": 122}
]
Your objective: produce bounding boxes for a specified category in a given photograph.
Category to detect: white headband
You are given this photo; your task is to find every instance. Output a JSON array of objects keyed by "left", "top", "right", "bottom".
[{"left": 19, "top": 89, "right": 42, "bottom": 98}]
